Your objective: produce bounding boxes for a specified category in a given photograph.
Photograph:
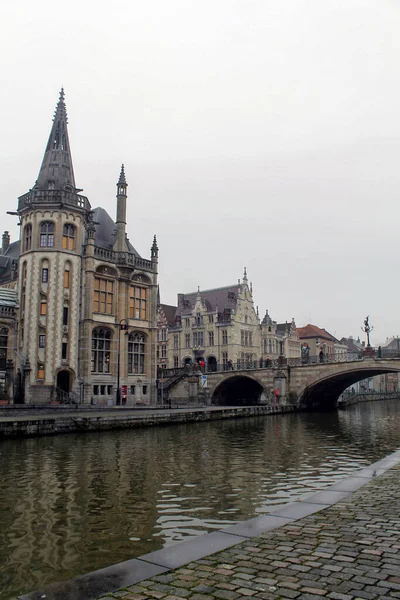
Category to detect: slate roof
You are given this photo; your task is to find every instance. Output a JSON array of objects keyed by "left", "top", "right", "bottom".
[
  {"left": 340, "top": 337, "right": 363, "bottom": 353},
  {"left": 160, "top": 303, "right": 177, "bottom": 327},
  {"left": 0, "top": 241, "right": 20, "bottom": 283},
  {"left": 177, "top": 284, "right": 240, "bottom": 316},
  {"left": 0, "top": 288, "right": 17, "bottom": 306},
  {"left": 92, "top": 207, "right": 140, "bottom": 256}
]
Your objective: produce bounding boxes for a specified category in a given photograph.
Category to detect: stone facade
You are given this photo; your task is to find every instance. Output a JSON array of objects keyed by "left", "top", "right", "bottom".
[
  {"left": 260, "top": 310, "right": 301, "bottom": 360},
  {"left": 164, "top": 270, "right": 261, "bottom": 371},
  {"left": 1, "top": 90, "right": 158, "bottom": 406}
]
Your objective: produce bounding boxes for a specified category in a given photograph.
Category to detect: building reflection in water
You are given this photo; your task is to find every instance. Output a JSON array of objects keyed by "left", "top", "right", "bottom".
[{"left": 2, "top": 400, "right": 400, "bottom": 598}]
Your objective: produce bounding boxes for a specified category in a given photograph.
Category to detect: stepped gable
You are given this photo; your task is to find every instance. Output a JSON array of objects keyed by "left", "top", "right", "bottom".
[{"left": 160, "top": 303, "right": 177, "bottom": 327}]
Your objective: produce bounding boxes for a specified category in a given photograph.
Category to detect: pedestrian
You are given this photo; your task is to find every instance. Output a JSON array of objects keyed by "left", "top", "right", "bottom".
[
  {"left": 227, "top": 359, "right": 233, "bottom": 371},
  {"left": 319, "top": 350, "right": 324, "bottom": 363}
]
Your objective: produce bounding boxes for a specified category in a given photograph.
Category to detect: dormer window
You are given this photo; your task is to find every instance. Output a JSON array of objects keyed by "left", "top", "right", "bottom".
[{"left": 48, "top": 181, "right": 55, "bottom": 190}]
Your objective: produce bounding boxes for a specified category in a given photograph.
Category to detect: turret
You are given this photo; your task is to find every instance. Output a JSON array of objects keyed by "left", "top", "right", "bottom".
[
  {"left": 151, "top": 234, "right": 159, "bottom": 263},
  {"left": 1, "top": 231, "right": 10, "bottom": 255},
  {"left": 113, "top": 164, "right": 129, "bottom": 252}
]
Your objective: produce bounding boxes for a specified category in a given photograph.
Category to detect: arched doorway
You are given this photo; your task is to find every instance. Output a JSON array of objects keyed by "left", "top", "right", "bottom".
[
  {"left": 57, "top": 370, "right": 71, "bottom": 393},
  {"left": 183, "top": 357, "right": 192, "bottom": 366},
  {"left": 207, "top": 356, "right": 217, "bottom": 372}
]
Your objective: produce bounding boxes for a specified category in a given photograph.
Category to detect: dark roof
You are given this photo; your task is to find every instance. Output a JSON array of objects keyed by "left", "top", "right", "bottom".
[
  {"left": 92, "top": 207, "right": 140, "bottom": 256},
  {"left": 0, "top": 241, "right": 19, "bottom": 283},
  {"left": 177, "top": 284, "right": 240, "bottom": 315},
  {"left": 160, "top": 303, "right": 177, "bottom": 327},
  {"left": 0, "top": 288, "right": 17, "bottom": 307}
]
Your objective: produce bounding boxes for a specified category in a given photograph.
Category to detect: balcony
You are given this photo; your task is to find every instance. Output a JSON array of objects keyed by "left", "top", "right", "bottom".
[{"left": 18, "top": 189, "right": 91, "bottom": 212}]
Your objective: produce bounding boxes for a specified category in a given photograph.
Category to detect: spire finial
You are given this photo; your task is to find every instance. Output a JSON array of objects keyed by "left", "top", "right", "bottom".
[
  {"left": 118, "top": 164, "right": 127, "bottom": 186},
  {"left": 151, "top": 234, "right": 159, "bottom": 259},
  {"left": 243, "top": 266, "right": 248, "bottom": 283}
]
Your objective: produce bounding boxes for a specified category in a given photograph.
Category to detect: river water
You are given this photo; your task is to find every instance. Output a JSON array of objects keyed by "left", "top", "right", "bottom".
[{"left": 1, "top": 400, "right": 400, "bottom": 598}]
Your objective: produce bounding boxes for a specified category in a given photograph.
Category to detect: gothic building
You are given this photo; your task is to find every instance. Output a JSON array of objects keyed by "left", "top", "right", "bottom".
[
  {"left": 1, "top": 90, "right": 159, "bottom": 405},
  {"left": 162, "top": 270, "right": 262, "bottom": 370}
]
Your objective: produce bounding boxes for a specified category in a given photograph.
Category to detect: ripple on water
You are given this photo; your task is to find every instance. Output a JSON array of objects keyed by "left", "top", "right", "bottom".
[{"left": 2, "top": 400, "right": 400, "bottom": 598}]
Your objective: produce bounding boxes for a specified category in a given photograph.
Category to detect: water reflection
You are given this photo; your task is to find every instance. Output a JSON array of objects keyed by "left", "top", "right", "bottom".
[{"left": 1, "top": 400, "right": 400, "bottom": 599}]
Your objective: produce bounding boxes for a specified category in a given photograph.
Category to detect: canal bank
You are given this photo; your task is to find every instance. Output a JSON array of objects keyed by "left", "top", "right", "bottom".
[
  {"left": 19, "top": 448, "right": 400, "bottom": 600},
  {"left": 0, "top": 404, "right": 296, "bottom": 438}
]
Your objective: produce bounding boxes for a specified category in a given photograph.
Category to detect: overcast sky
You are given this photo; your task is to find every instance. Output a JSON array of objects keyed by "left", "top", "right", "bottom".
[{"left": 1, "top": 0, "right": 400, "bottom": 344}]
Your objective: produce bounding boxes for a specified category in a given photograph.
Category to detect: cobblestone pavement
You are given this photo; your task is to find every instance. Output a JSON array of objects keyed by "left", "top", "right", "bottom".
[{"left": 99, "top": 465, "right": 400, "bottom": 600}]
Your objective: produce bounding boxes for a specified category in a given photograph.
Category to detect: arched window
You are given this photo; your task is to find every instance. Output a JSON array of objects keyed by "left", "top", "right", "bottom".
[
  {"left": 40, "top": 222, "right": 55, "bottom": 247},
  {"left": 62, "top": 224, "right": 75, "bottom": 250},
  {"left": 0, "top": 327, "right": 8, "bottom": 370},
  {"left": 128, "top": 332, "right": 145, "bottom": 374},
  {"left": 91, "top": 328, "right": 112, "bottom": 373},
  {"left": 64, "top": 262, "right": 71, "bottom": 289},
  {"left": 23, "top": 225, "right": 32, "bottom": 251}
]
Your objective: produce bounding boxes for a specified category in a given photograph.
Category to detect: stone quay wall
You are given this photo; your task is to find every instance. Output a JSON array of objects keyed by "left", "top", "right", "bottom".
[{"left": 0, "top": 405, "right": 296, "bottom": 439}]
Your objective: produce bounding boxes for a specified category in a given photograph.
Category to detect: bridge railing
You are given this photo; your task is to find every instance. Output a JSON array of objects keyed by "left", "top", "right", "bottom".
[{"left": 159, "top": 352, "right": 399, "bottom": 381}]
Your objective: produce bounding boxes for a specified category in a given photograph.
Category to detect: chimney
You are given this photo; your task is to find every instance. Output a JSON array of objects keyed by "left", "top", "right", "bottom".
[{"left": 1, "top": 231, "right": 10, "bottom": 255}]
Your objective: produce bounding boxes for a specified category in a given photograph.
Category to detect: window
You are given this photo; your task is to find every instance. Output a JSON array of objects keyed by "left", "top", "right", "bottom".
[
  {"left": 0, "top": 328, "right": 8, "bottom": 370},
  {"left": 129, "top": 285, "right": 147, "bottom": 320},
  {"left": 130, "top": 385, "right": 136, "bottom": 395},
  {"left": 196, "top": 313, "right": 202, "bottom": 326},
  {"left": 24, "top": 225, "right": 32, "bottom": 251},
  {"left": 128, "top": 332, "right": 145, "bottom": 374},
  {"left": 143, "top": 385, "right": 147, "bottom": 395},
  {"left": 37, "top": 364, "right": 45, "bottom": 379},
  {"left": 185, "top": 333, "right": 190, "bottom": 348},
  {"left": 161, "top": 329, "right": 167, "bottom": 341},
  {"left": 222, "top": 329, "right": 228, "bottom": 345},
  {"left": 62, "top": 224, "right": 75, "bottom": 250},
  {"left": 63, "top": 306, "right": 69, "bottom": 326},
  {"left": 173, "top": 356, "right": 179, "bottom": 368},
  {"left": 198, "top": 331, "right": 204, "bottom": 346},
  {"left": 40, "top": 301, "right": 47, "bottom": 316},
  {"left": 208, "top": 331, "right": 214, "bottom": 346},
  {"left": 249, "top": 332, "right": 253, "bottom": 346},
  {"left": 64, "top": 269, "right": 70, "bottom": 289},
  {"left": 94, "top": 277, "right": 114, "bottom": 314},
  {"left": 173, "top": 334, "right": 179, "bottom": 349},
  {"left": 39, "top": 334, "right": 46, "bottom": 348},
  {"left": 185, "top": 318, "right": 190, "bottom": 328},
  {"left": 193, "top": 331, "right": 198, "bottom": 346},
  {"left": 209, "top": 315, "right": 214, "bottom": 324},
  {"left": 222, "top": 352, "right": 228, "bottom": 368},
  {"left": 91, "top": 328, "right": 112, "bottom": 373},
  {"left": 40, "top": 222, "right": 54, "bottom": 247},
  {"left": 161, "top": 345, "right": 167, "bottom": 358},
  {"left": 62, "top": 342, "right": 68, "bottom": 359},
  {"left": 241, "top": 331, "right": 244, "bottom": 346},
  {"left": 42, "top": 268, "right": 48, "bottom": 283},
  {"left": 245, "top": 316, "right": 248, "bottom": 324}
]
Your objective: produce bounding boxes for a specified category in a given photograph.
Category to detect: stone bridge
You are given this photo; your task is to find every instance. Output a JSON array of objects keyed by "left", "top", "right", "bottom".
[{"left": 198, "top": 358, "right": 400, "bottom": 409}]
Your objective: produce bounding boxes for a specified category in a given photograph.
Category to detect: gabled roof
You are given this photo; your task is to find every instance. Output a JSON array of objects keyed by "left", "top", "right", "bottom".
[
  {"left": 297, "top": 324, "right": 337, "bottom": 342},
  {"left": 160, "top": 303, "right": 177, "bottom": 327},
  {"left": 176, "top": 284, "right": 241, "bottom": 315},
  {"left": 0, "top": 241, "right": 19, "bottom": 283}
]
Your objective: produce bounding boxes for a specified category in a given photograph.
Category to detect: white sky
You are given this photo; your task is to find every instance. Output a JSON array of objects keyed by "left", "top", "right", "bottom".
[{"left": 1, "top": 0, "right": 400, "bottom": 344}]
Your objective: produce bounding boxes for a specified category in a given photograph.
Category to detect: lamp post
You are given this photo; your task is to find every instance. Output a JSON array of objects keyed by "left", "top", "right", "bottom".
[{"left": 116, "top": 319, "right": 128, "bottom": 406}]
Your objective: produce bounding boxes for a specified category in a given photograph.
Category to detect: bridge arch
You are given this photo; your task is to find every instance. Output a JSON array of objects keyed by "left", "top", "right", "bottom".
[
  {"left": 211, "top": 374, "right": 265, "bottom": 406},
  {"left": 299, "top": 363, "right": 400, "bottom": 410}
]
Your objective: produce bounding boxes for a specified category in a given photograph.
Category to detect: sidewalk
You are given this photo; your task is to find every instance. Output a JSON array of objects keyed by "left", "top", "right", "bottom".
[{"left": 99, "top": 463, "right": 400, "bottom": 600}]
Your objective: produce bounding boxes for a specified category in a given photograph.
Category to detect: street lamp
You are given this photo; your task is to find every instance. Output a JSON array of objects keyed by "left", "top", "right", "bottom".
[{"left": 116, "top": 318, "right": 128, "bottom": 406}]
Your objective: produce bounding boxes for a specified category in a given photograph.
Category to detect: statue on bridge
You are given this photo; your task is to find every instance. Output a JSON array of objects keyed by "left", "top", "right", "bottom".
[{"left": 362, "top": 315, "right": 373, "bottom": 348}]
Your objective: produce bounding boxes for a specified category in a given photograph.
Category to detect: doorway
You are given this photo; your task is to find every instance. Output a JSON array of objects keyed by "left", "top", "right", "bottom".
[{"left": 57, "top": 370, "right": 71, "bottom": 393}]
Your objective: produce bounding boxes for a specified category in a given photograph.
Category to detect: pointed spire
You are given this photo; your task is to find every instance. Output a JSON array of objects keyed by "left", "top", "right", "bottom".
[
  {"left": 118, "top": 164, "right": 127, "bottom": 186},
  {"left": 35, "top": 89, "right": 76, "bottom": 191},
  {"left": 151, "top": 234, "right": 159, "bottom": 260},
  {"left": 243, "top": 266, "right": 248, "bottom": 283}
]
